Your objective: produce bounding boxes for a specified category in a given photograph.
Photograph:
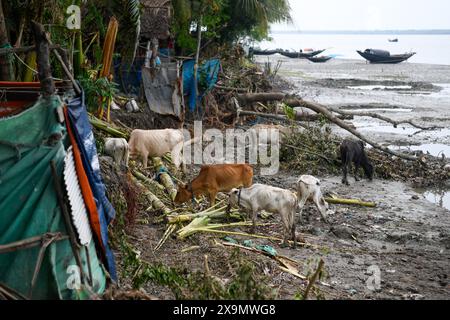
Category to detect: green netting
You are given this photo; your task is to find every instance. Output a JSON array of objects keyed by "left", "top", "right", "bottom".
[{"left": 0, "top": 96, "right": 106, "bottom": 299}]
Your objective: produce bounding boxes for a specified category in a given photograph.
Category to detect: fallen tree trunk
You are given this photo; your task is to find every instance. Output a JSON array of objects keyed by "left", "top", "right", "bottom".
[
  {"left": 294, "top": 99, "right": 418, "bottom": 161},
  {"left": 236, "top": 93, "right": 419, "bottom": 162},
  {"left": 237, "top": 92, "right": 286, "bottom": 105},
  {"left": 238, "top": 110, "right": 351, "bottom": 122},
  {"left": 330, "top": 108, "right": 442, "bottom": 131}
]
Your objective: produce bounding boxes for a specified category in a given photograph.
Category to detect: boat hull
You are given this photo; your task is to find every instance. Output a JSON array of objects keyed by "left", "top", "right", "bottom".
[
  {"left": 280, "top": 49, "right": 326, "bottom": 59},
  {"left": 307, "top": 56, "right": 332, "bottom": 63},
  {"left": 251, "top": 49, "right": 279, "bottom": 56},
  {"left": 357, "top": 50, "right": 415, "bottom": 64}
]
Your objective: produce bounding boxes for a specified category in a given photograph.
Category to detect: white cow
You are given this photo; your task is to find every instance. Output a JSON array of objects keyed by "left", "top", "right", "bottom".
[
  {"left": 128, "top": 129, "right": 185, "bottom": 171},
  {"left": 296, "top": 175, "right": 329, "bottom": 223},
  {"left": 104, "top": 138, "right": 129, "bottom": 167},
  {"left": 229, "top": 184, "right": 297, "bottom": 248}
]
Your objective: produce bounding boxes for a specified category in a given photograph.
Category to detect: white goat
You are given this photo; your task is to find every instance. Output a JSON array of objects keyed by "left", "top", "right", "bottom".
[
  {"left": 296, "top": 175, "right": 329, "bottom": 223},
  {"left": 229, "top": 184, "right": 297, "bottom": 248},
  {"left": 104, "top": 138, "right": 129, "bottom": 167}
]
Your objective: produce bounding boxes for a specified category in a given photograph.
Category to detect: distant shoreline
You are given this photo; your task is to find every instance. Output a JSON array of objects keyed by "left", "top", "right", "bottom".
[{"left": 271, "top": 30, "right": 450, "bottom": 35}]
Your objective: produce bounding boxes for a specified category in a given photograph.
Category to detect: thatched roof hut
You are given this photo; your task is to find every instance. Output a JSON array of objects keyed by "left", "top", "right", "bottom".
[{"left": 140, "top": 0, "right": 172, "bottom": 41}]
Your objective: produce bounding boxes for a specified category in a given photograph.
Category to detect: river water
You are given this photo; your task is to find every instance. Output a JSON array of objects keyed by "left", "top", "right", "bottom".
[{"left": 258, "top": 33, "right": 450, "bottom": 65}]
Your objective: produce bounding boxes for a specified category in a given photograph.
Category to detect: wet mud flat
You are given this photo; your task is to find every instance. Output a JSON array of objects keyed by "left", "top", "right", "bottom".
[
  {"left": 117, "top": 168, "right": 450, "bottom": 300},
  {"left": 262, "top": 56, "right": 450, "bottom": 209},
  {"left": 256, "top": 173, "right": 450, "bottom": 300},
  {"left": 244, "top": 57, "right": 450, "bottom": 299}
]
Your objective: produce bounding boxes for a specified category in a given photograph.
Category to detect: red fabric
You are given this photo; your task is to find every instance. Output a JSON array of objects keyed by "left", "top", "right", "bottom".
[{"left": 63, "top": 107, "right": 105, "bottom": 251}]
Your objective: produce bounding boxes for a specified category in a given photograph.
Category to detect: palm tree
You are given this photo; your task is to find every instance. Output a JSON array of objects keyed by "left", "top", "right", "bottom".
[{"left": 232, "top": 0, "right": 291, "bottom": 39}]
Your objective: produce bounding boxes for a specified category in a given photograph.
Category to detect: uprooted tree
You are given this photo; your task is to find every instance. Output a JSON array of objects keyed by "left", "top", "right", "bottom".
[{"left": 234, "top": 92, "right": 434, "bottom": 162}]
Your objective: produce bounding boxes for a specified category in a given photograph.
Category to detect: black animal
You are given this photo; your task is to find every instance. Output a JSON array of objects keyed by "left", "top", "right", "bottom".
[{"left": 340, "top": 139, "right": 374, "bottom": 185}]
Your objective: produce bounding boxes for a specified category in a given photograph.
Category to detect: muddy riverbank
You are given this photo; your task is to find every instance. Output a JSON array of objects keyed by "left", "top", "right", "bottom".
[
  {"left": 106, "top": 58, "right": 449, "bottom": 300},
  {"left": 258, "top": 56, "right": 450, "bottom": 146}
]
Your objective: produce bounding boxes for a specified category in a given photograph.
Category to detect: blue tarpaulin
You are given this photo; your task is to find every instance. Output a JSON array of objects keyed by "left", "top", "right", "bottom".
[
  {"left": 183, "top": 59, "right": 221, "bottom": 112},
  {"left": 113, "top": 57, "right": 145, "bottom": 94},
  {"left": 66, "top": 91, "right": 117, "bottom": 281}
]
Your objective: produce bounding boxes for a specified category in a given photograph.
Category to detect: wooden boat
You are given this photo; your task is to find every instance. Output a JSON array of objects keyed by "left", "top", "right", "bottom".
[
  {"left": 306, "top": 56, "right": 332, "bottom": 63},
  {"left": 250, "top": 48, "right": 279, "bottom": 56},
  {"left": 279, "top": 49, "right": 325, "bottom": 59},
  {"left": 357, "top": 49, "right": 416, "bottom": 64}
]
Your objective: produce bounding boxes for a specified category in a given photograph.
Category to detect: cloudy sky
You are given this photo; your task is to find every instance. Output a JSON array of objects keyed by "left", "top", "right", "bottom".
[{"left": 273, "top": 0, "right": 450, "bottom": 31}]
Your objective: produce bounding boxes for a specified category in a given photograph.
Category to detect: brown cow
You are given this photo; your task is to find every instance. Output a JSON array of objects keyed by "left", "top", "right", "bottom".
[{"left": 174, "top": 164, "right": 253, "bottom": 206}]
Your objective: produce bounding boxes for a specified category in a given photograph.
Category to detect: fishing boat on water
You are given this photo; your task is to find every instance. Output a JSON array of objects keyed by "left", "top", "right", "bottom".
[
  {"left": 388, "top": 38, "right": 399, "bottom": 42},
  {"left": 306, "top": 56, "right": 333, "bottom": 63},
  {"left": 357, "top": 49, "right": 416, "bottom": 64},
  {"left": 279, "top": 49, "right": 326, "bottom": 59},
  {"left": 250, "top": 48, "right": 280, "bottom": 56}
]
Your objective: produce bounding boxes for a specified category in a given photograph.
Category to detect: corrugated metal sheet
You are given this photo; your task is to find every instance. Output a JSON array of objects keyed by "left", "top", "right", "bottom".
[{"left": 64, "top": 147, "right": 93, "bottom": 246}]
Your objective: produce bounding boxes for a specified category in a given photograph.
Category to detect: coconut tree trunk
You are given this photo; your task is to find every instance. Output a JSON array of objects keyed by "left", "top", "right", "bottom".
[
  {"left": 31, "top": 21, "right": 55, "bottom": 97},
  {"left": 0, "top": 0, "right": 13, "bottom": 81}
]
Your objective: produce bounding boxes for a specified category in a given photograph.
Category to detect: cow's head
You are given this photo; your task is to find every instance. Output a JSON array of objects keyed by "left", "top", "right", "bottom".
[
  {"left": 228, "top": 188, "right": 241, "bottom": 207},
  {"left": 174, "top": 183, "right": 192, "bottom": 204},
  {"left": 364, "top": 162, "right": 374, "bottom": 181}
]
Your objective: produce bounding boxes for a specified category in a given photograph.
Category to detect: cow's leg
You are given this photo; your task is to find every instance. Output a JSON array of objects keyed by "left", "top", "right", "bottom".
[
  {"left": 342, "top": 160, "right": 351, "bottom": 185},
  {"left": 112, "top": 147, "right": 121, "bottom": 165},
  {"left": 208, "top": 190, "right": 218, "bottom": 207},
  {"left": 181, "top": 160, "right": 187, "bottom": 175},
  {"left": 354, "top": 163, "right": 361, "bottom": 181},
  {"left": 289, "top": 208, "right": 297, "bottom": 249},
  {"left": 341, "top": 162, "right": 347, "bottom": 185},
  {"left": 124, "top": 145, "right": 130, "bottom": 168},
  {"left": 280, "top": 210, "right": 291, "bottom": 248},
  {"left": 291, "top": 216, "right": 297, "bottom": 249},
  {"left": 141, "top": 151, "right": 149, "bottom": 169},
  {"left": 251, "top": 209, "right": 258, "bottom": 234},
  {"left": 297, "top": 195, "right": 308, "bottom": 225},
  {"left": 314, "top": 193, "right": 329, "bottom": 223}
]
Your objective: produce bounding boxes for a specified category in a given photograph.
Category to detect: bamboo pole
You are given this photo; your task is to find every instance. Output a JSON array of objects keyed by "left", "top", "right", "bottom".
[
  {"left": 88, "top": 115, "right": 129, "bottom": 139},
  {"left": 152, "top": 157, "right": 177, "bottom": 201},
  {"left": 324, "top": 197, "right": 376, "bottom": 208},
  {"left": 132, "top": 169, "right": 165, "bottom": 191},
  {"left": 131, "top": 176, "right": 171, "bottom": 215},
  {"left": 23, "top": 51, "right": 36, "bottom": 82}
]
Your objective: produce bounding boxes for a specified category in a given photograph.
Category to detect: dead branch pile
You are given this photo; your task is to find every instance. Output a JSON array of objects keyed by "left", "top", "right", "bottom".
[{"left": 280, "top": 124, "right": 449, "bottom": 187}]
